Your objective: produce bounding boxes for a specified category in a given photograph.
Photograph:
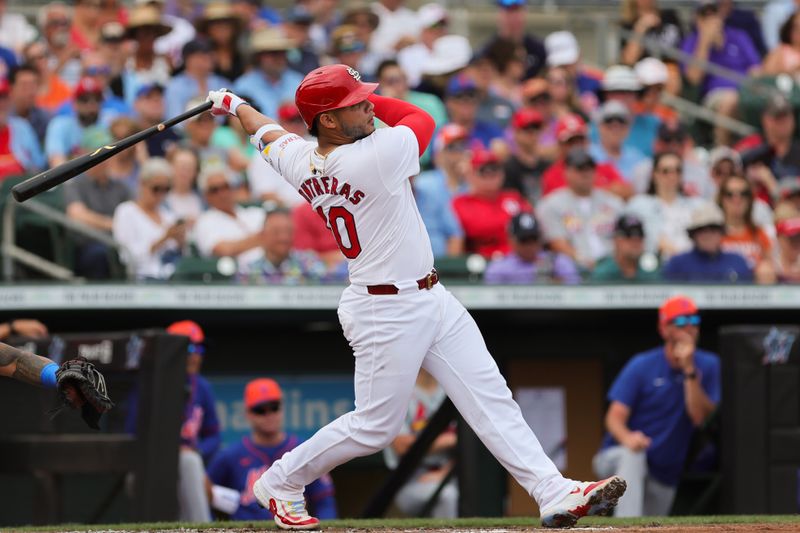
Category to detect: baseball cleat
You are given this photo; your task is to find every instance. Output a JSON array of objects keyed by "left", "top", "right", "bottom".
[
  {"left": 539, "top": 475, "right": 627, "bottom": 528},
  {"left": 253, "top": 478, "right": 320, "bottom": 530}
]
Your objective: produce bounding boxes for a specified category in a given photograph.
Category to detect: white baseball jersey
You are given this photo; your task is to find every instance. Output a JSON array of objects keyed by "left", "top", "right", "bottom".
[{"left": 262, "top": 126, "right": 434, "bottom": 285}]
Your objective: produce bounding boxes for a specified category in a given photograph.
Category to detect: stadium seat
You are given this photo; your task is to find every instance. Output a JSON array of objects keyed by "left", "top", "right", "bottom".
[
  {"left": 434, "top": 255, "right": 486, "bottom": 282},
  {"left": 170, "top": 256, "right": 237, "bottom": 282}
]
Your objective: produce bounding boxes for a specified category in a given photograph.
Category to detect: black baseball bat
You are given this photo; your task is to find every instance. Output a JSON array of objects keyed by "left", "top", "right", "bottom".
[{"left": 12, "top": 100, "right": 214, "bottom": 203}]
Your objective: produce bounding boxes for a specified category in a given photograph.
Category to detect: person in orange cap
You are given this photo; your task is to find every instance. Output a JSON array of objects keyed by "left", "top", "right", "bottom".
[
  {"left": 593, "top": 295, "right": 720, "bottom": 517},
  {"left": 207, "top": 378, "right": 338, "bottom": 521}
]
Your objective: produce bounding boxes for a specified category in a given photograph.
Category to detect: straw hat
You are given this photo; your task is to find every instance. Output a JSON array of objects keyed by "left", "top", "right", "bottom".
[
  {"left": 125, "top": 5, "right": 170, "bottom": 39},
  {"left": 195, "top": 2, "right": 242, "bottom": 34},
  {"left": 250, "top": 28, "right": 296, "bottom": 53}
]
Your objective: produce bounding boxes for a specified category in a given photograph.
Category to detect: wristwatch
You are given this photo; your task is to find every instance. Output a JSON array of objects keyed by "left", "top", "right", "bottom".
[{"left": 684, "top": 370, "right": 698, "bottom": 380}]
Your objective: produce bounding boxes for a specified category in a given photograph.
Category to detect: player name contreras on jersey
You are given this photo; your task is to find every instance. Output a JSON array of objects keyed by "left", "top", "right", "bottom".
[{"left": 261, "top": 127, "right": 434, "bottom": 286}]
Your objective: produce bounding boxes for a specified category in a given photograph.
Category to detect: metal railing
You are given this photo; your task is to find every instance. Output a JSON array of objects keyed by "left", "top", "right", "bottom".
[{"left": 1, "top": 197, "right": 133, "bottom": 282}]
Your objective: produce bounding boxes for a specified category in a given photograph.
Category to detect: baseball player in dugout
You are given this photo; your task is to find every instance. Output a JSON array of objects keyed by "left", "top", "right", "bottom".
[
  {"left": 593, "top": 296, "right": 720, "bottom": 517},
  {"left": 207, "top": 64, "right": 627, "bottom": 530}
]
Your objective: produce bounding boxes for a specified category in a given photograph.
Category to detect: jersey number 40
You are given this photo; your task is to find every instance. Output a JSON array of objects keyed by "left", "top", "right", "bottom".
[{"left": 316, "top": 206, "right": 362, "bottom": 259}]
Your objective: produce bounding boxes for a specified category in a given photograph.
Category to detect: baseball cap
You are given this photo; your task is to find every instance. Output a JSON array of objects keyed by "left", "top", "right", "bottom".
[
  {"left": 182, "top": 38, "right": 213, "bottom": 62},
  {"left": 555, "top": 114, "right": 588, "bottom": 142},
  {"left": 471, "top": 148, "right": 500, "bottom": 169},
  {"left": 778, "top": 217, "right": 800, "bottom": 237},
  {"left": 0, "top": 78, "right": 9, "bottom": 96},
  {"left": 252, "top": 28, "right": 296, "bottom": 53},
  {"left": 687, "top": 202, "right": 725, "bottom": 233},
  {"left": 659, "top": 295, "right": 698, "bottom": 326},
  {"left": 74, "top": 77, "right": 103, "bottom": 98},
  {"left": 565, "top": 147, "right": 595, "bottom": 169},
  {"left": 434, "top": 123, "right": 469, "bottom": 152},
  {"left": 510, "top": 212, "right": 540, "bottom": 240},
  {"left": 512, "top": 108, "right": 544, "bottom": 129},
  {"left": 135, "top": 82, "right": 164, "bottom": 99},
  {"left": 597, "top": 100, "right": 631, "bottom": 123},
  {"left": 545, "top": 31, "right": 579, "bottom": 68},
  {"left": 521, "top": 78, "right": 548, "bottom": 101},
  {"left": 602, "top": 65, "right": 642, "bottom": 92},
  {"left": 244, "top": 378, "right": 283, "bottom": 408},
  {"left": 167, "top": 320, "right": 205, "bottom": 343},
  {"left": 634, "top": 57, "right": 668, "bottom": 86},
  {"left": 657, "top": 121, "right": 688, "bottom": 143},
  {"left": 765, "top": 93, "right": 793, "bottom": 116},
  {"left": 614, "top": 214, "right": 645, "bottom": 237},
  {"left": 446, "top": 73, "right": 478, "bottom": 97},
  {"left": 278, "top": 101, "right": 302, "bottom": 122},
  {"left": 417, "top": 3, "right": 448, "bottom": 28},
  {"left": 422, "top": 35, "right": 472, "bottom": 76},
  {"left": 708, "top": 145, "right": 743, "bottom": 171},
  {"left": 778, "top": 176, "right": 800, "bottom": 198}
]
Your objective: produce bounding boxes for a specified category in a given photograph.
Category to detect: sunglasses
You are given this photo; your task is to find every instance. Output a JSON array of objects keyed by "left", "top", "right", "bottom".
[
  {"left": 443, "top": 142, "right": 468, "bottom": 152},
  {"left": 76, "top": 95, "right": 102, "bottom": 103},
  {"left": 520, "top": 123, "right": 543, "bottom": 132},
  {"left": 478, "top": 163, "right": 503, "bottom": 175},
  {"left": 574, "top": 163, "right": 596, "bottom": 172},
  {"left": 617, "top": 229, "right": 644, "bottom": 238},
  {"left": 657, "top": 166, "right": 682, "bottom": 174},
  {"left": 381, "top": 75, "right": 405, "bottom": 85},
  {"left": 452, "top": 91, "right": 478, "bottom": 100},
  {"left": 188, "top": 342, "right": 205, "bottom": 355},
  {"left": 603, "top": 116, "right": 628, "bottom": 126},
  {"left": 660, "top": 135, "right": 685, "bottom": 144},
  {"left": 564, "top": 135, "right": 587, "bottom": 146},
  {"left": 527, "top": 94, "right": 551, "bottom": 105},
  {"left": 207, "top": 183, "right": 231, "bottom": 194},
  {"left": 150, "top": 184, "right": 171, "bottom": 194},
  {"left": 250, "top": 401, "right": 282, "bottom": 415},
  {"left": 670, "top": 314, "right": 701, "bottom": 328},
  {"left": 47, "top": 18, "right": 70, "bottom": 27},
  {"left": 723, "top": 189, "right": 752, "bottom": 199}
]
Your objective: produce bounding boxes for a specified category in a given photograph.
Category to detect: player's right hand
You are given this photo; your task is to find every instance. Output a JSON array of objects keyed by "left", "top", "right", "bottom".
[{"left": 207, "top": 89, "right": 247, "bottom": 117}]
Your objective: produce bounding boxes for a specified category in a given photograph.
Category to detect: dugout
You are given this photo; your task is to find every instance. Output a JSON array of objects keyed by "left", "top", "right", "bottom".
[{"left": 0, "top": 283, "right": 798, "bottom": 523}]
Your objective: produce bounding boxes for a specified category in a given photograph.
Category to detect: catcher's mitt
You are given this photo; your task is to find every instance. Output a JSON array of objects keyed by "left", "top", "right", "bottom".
[{"left": 55, "top": 357, "right": 114, "bottom": 429}]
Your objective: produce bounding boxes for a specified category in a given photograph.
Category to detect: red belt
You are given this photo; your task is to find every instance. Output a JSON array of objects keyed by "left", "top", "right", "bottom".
[{"left": 367, "top": 269, "right": 439, "bottom": 295}]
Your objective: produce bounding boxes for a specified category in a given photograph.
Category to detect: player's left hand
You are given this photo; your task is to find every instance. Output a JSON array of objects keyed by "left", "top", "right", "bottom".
[
  {"left": 56, "top": 357, "right": 114, "bottom": 429},
  {"left": 207, "top": 89, "right": 248, "bottom": 117}
]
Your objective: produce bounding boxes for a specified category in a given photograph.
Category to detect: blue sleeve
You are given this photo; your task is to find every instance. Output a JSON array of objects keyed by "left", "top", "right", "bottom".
[
  {"left": 306, "top": 473, "right": 337, "bottom": 519},
  {"left": 44, "top": 117, "right": 72, "bottom": 159},
  {"left": 607, "top": 356, "right": 643, "bottom": 409},
  {"left": 13, "top": 118, "right": 45, "bottom": 170},
  {"left": 739, "top": 31, "right": 762, "bottom": 71},
  {"left": 733, "top": 255, "right": 754, "bottom": 282},
  {"left": 440, "top": 196, "right": 463, "bottom": 239},
  {"left": 164, "top": 80, "right": 184, "bottom": 123},
  {"left": 662, "top": 255, "right": 682, "bottom": 281},
  {"left": 207, "top": 450, "right": 232, "bottom": 487},
  {"left": 701, "top": 354, "right": 721, "bottom": 405},
  {"left": 197, "top": 377, "right": 222, "bottom": 462}
]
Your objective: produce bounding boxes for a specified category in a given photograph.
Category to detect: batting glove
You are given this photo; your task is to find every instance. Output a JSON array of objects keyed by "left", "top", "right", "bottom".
[{"left": 207, "top": 89, "right": 248, "bottom": 117}]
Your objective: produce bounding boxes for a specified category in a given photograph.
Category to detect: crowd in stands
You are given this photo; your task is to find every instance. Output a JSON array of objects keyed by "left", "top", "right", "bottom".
[{"left": 2, "top": 0, "right": 800, "bottom": 284}]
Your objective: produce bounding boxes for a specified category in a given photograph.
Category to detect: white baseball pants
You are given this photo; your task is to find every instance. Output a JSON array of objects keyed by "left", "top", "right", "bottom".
[{"left": 258, "top": 282, "right": 574, "bottom": 510}]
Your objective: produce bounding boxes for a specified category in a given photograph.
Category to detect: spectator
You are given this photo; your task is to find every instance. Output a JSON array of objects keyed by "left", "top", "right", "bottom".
[
  {"left": 520, "top": 77, "right": 558, "bottom": 159},
  {"left": 481, "top": 0, "right": 547, "bottom": 79},
  {"left": 452, "top": 148, "right": 532, "bottom": 259},
  {"left": 341, "top": 3, "right": 380, "bottom": 60},
  {"left": 195, "top": 2, "right": 246, "bottom": 82},
  {"left": 484, "top": 212, "right": 580, "bottom": 284},
  {"left": 627, "top": 152, "right": 703, "bottom": 259},
  {"left": 8, "top": 64, "right": 49, "bottom": 144},
  {"left": 538, "top": 148, "right": 625, "bottom": 271},
  {"left": 466, "top": 48, "right": 517, "bottom": 131},
  {"left": 0, "top": 0, "right": 37, "bottom": 54},
  {"left": 383, "top": 369, "right": 458, "bottom": 518},
  {"left": 717, "top": 0, "right": 767, "bottom": 57},
  {"left": 762, "top": 12, "right": 800, "bottom": 76},
  {"left": 762, "top": 0, "right": 800, "bottom": 51},
  {"left": 108, "top": 116, "right": 143, "bottom": 193},
  {"left": 662, "top": 202, "right": 753, "bottom": 282},
  {"left": 396, "top": 3, "right": 449, "bottom": 89},
  {"left": 231, "top": 0, "right": 281, "bottom": 35},
  {"left": 291, "top": 202, "right": 345, "bottom": 270},
  {"left": 777, "top": 176, "right": 800, "bottom": 213},
  {"left": 207, "top": 378, "right": 337, "bottom": 521},
  {"left": 70, "top": 0, "right": 103, "bottom": 51},
  {"left": 65, "top": 127, "right": 132, "bottom": 279},
  {"left": 328, "top": 25, "right": 372, "bottom": 78},
  {"left": 443, "top": 74, "right": 505, "bottom": 150},
  {"left": 122, "top": 4, "right": 172, "bottom": 102},
  {"left": 591, "top": 214, "right": 661, "bottom": 282},
  {"left": 681, "top": 0, "right": 760, "bottom": 147},
  {"left": 239, "top": 208, "right": 343, "bottom": 284},
  {"left": 631, "top": 122, "right": 714, "bottom": 198},
  {"left": 283, "top": 5, "right": 320, "bottom": 76},
  {"left": 593, "top": 295, "right": 720, "bottom": 517},
  {"left": 165, "top": 38, "right": 229, "bottom": 121},
  {"left": 0, "top": 41, "right": 15, "bottom": 84},
  {"left": 0, "top": 78, "right": 45, "bottom": 180},
  {"left": 193, "top": 164, "right": 264, "bottom": 265},
  {"left": 775, "top": 211, "right": 800, "bottom": 282},
  {"left": 597, "top": 65, "right": 660, "bottom": 158},
  {"left": 97, "top": 22, "right": 129, "bottom": 99},
  {"left": 148, "top": 0, "right": 197, "bottom": 67},
  {"left": 45, "top": 77, "right": 106, "bottom": 167},
  {"left": 369, "top": 0, "right": 420, "bottom": 56},
  {"left": 134, "top": 83, "right": 181, "bottom": 158},
  {"left": 544, "top": 31, "right": 602, "bottom": 114},
  {"left": 589, "top": 100, "right": 649, "bottom": 183},
  {"left": 716, "top": 175, "right": 774, "bottom": 278},
  {"left": 165, "top": 147, "right": 203, "bottom": 224},
  {"left": 482, "top": 37, "right": 527, "bottom": 108},
  {"left": 113, "top": 158, "right": 185, "bottom": 280},
  {"left": 0, "top": 318, "right": 48, "bottom": 340},
  {"left": 417, "top": 34, "right": 472, "bottom": 101},
  {"left": 504, "top": 108, "right": 550, "bottom": 204},
  {"left": 541, "top": 114, "right": 632, "bottom": 200},
  {"left": 76, "top": 49, "right": 133, "bottom": 123},
  {"left": 376, "top": 59, "right": 447, "bottom": 169},
  {"left": 233, "top": 29, "right": 303, "bottom": 119},
  {"left": 633, "top": 58, "right": 677, "bottom": 123},
  {"left": 413, "top": 124, "right": 468, "bottom": 258},
  {"left": 619, "top": 0, "right": 684, "bottom": 69},
  {"left": 182, "top": 99, "right": 246, "bottom": 176},
  {"left": 36, "top": 2, "right": 82, "bottom": 89}
]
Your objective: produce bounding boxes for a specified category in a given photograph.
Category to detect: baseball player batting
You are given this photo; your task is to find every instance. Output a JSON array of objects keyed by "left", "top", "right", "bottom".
[{"left": 207, "top": 64, "right": 626, "bottom": 530}]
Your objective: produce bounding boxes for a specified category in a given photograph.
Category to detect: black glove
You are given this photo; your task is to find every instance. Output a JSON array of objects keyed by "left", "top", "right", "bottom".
[{"left": 55, "top": 357, "right": 114, "bottom": 429}]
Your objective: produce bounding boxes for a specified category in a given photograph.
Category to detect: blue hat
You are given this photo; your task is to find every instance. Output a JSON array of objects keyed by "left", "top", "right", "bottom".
[
  {"left": 135, "top": 83, "right": 164, "bottom": 99},
  {"left": 446, "top": 74, "right": 478, "bottom": 97},
  {"left": 497, "top": 0, "right": 525, "bottom": 7}
]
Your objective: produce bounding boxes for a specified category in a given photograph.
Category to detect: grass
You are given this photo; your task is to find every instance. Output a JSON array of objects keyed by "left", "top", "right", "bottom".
[{"left": 11, "top": 515, "right": 800, "bottom": 532}]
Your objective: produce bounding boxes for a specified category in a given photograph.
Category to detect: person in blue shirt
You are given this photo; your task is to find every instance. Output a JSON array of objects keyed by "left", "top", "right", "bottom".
[
  {"left": 233, "top": 29, "right": 304, "bottom": 120},
  {"left": 207, "top": 378, "right": 338, "bottom": 521},
  {"left": 593, "top": 295, "right": 721, "bottom": 517},
  {"left": 44, "top": 77, "right": 107, "bottom": 168},
  {"left": 443, "top": 73, "right": 505, "bottom": 149},
  {"left": 165, "top": 39, "right": 231, "bottom": 121},
  {"left": 589, "top": 100, "right": 648, "bottom": 184},
  {"left": 662, "top": 202, "right": 753, "bottom": 283}
]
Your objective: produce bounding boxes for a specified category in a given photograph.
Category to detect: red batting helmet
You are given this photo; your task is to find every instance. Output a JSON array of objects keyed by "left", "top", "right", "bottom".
[{"left": 295, "top": 64, "right": 378, "bottom": 128}]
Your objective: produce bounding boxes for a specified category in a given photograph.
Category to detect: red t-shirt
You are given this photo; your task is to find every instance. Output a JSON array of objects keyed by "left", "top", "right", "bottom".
[
  {"left": 292, "top": 202, "right": 340, "bottom": 253},
  {"left": 452, "top": 190, "right": 532, "bottom": 258},
  {"left": 541, "top": 159, "right": 625, "bottom": 197},
  {"left": 0, "top": 125, "right": 26, "bottom": 180}
]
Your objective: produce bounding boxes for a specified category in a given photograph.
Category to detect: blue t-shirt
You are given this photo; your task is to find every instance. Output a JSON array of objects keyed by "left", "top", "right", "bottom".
[
  {"left": 663, "top": 248, "right": 753, "bottom": 283},
  {"left": 589, "top": 113, "right": 661, "bottom": 159},
  {"left": 207, "top": 435, "right": 337, "bottom": 521},
  {"left": 413, "top": 169, "right": 464, "bottom": 258},
  {"left": 600, "top": 346, "right": 721, "bottom": 486}
]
